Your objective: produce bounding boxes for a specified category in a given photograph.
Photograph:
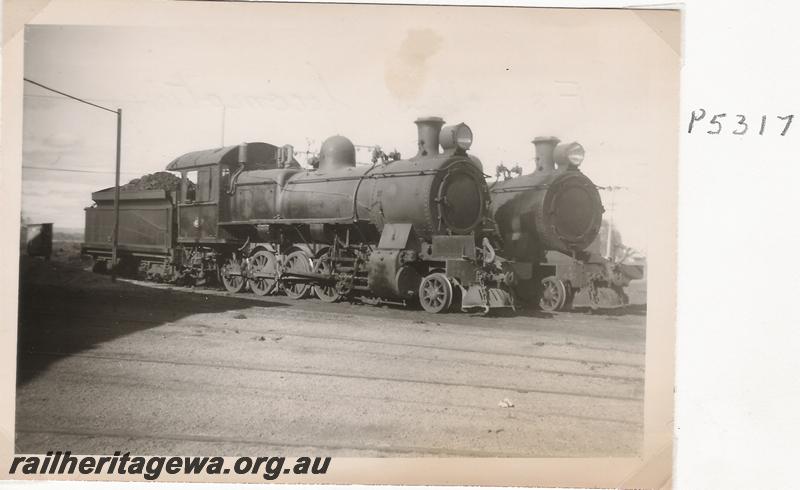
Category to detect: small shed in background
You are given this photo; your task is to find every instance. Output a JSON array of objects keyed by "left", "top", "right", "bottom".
[{"left": 26, "top": 223, "right": 53, "bottom": 260}]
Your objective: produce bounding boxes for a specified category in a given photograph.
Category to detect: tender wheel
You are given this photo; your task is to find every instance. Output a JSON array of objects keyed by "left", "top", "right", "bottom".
[
  {"left": 313, "top": 255, "right": 342, "bottom": 303},
  {"left": 418, "top": 273, "right": 453, "bottom": 314},
  {"left": 539, "top": 276, "right": 567, "bottom": 312},
  {"left": 283, "top": 250, "right": 312, "bottom": 299},
  {"left": 249, "top": 250, "right": 278, "bottom": 296},
  {"left": 220, "top": 255, "right": 247, "bottom": 293}
]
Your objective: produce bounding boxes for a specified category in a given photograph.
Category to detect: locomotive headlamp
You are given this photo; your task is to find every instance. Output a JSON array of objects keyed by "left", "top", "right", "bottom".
[
  {"left": 440, "top": 123, "right": 474, "bottom": 151},
  {"left": 554, "top": 141, "right": 585, "bottom": 168}
]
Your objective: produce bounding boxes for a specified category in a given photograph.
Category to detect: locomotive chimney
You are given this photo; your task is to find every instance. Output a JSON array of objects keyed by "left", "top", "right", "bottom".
[
  {"left": 533, "top": 136, "right": 561, "bottom": 172},
  {"left": 415, "top": 117, "right": 445, "bottom": 157}
]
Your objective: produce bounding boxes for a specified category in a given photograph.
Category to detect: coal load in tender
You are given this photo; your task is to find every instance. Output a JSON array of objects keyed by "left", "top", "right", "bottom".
[{"left": 120, "top": 171, "right": 194, "bottom": 192}]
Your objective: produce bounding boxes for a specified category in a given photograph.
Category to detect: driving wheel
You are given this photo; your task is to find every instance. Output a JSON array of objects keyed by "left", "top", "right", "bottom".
[
  {"left": 313, "top": 254, "right": 342, "bottom": 303},
  {"left": 220, "top": 255, "right": 247, "bottom": 293},
  {"left": 249, "top": 250, "right": 278, "bottom": 296},
  {"left": 283, "top": 250, "right": 313, "bottom": 299}
]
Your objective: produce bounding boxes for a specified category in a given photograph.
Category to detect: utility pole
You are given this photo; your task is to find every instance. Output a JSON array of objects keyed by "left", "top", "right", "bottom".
[
  {"left": 23, "top": 78, "right": 123, "bottom": 282},
  {"left": 221, "top": 105, "right": 226, "bottom": 147},
  {"left": 110, "top": 108, "right": 122, "bottom": 282},
  {"left": 599, "top": 185, "right": 627, "bottom": 261}
]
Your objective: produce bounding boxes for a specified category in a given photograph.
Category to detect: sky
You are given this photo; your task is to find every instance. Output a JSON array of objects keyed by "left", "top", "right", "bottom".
[{"left": 20, "top": 4, "right": 679, "bottom": 253}]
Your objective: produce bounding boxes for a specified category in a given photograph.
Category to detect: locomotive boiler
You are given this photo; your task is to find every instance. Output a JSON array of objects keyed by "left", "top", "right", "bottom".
[
  {"left": 84, "top": 117, "right": 517, "bottom": 313},
  {"left": 490, "top": 137, "right": 641, "bottom": 311}
]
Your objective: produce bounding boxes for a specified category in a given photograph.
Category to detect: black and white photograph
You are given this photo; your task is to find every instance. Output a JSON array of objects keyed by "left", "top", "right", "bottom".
[{"left": 3, "top": 1, "right": 680, "bottom": 487}]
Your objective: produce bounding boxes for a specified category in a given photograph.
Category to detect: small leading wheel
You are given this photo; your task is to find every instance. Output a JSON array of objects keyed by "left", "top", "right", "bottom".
[
  {"left": 249, "top": 250, "right": 278, "bottom": 296},
  {"left": 313, "top": 255, "right": 342, "bottom": 303},
  {"left": 539, "top": 276, "right": 567, "bottom": 312},
  {"left": 220, "top": 255, "right": 247, "bottom": 293},
  {"left": 283, "top": 250, "right": 313, "bottom": 299},
  {"left": 418, "top": 272, "right": 453, "bottom": 314}
]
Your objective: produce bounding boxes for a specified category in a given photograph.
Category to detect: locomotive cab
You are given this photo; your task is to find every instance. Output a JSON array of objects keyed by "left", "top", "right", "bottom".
[
  {"left": 166, "top": 142, "right": 299, "bottom": 245},
  {"left": 177, "top": 165, "right": 220, "bottom": 242}
]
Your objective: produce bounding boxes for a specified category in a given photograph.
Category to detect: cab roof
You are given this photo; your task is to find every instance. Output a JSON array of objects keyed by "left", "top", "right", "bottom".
[{"left": 166, "top": 142, "right": 300, "bottom": 171}]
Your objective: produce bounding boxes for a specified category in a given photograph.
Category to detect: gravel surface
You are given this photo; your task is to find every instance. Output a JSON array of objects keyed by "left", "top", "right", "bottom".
[{"left": 15, "top": 257, "right": 646, "bottom": 457}]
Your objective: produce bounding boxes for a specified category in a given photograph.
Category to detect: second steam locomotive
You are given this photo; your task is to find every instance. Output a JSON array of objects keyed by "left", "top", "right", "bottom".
[{"left": 489, "top": 137, "right": 642, "bottom": 311}]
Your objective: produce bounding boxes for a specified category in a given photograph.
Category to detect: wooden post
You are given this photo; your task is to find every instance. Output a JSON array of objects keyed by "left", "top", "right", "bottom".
[{"left": 110, "top": 108, "right": 122, "bottom": 282}]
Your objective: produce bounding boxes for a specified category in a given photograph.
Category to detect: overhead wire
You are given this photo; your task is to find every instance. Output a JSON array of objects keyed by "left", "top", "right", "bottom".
[
  {"left": 22, "top": 79, "right": 138, "bottom": 177},
  {"left": 23, "top": 78, "right": 118, "bottom": 114},
  {"left": 22, "top": 165, "right": 139, "bottom": 175}
]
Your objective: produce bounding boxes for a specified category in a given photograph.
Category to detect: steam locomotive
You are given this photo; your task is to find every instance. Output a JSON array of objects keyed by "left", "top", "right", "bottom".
[
  {"left": 82, "top": 116, "right": 641, "bottom": 313},
  {"left": 489, "top": 137, "right": 643, "bottom": 311},
  {"left": 83, "top": 117, "right": 519, "bottom": 313}
]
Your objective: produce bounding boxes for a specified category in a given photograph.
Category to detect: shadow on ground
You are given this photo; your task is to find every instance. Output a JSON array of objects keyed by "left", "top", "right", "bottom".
[{"left": 16, "top": 257, "right": 288, "bottom": 386}]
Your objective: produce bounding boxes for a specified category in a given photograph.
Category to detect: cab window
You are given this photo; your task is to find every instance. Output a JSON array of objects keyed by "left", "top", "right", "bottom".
[
  {"left": 221, "top": 166, "right": 231, "bottom": 194},
  {"left": 183, "top": 170, "right": 197, "bottom": 202},
  {"left": 196, "top": 167, "right": 212, "bottom": 202}
]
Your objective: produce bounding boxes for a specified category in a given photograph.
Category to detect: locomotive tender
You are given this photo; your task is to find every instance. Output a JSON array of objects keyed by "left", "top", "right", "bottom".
[
  {"left": 489, "top": 137, "right": 642, "bottom": 311},
  {"left": 83, "top": 117, "right": 519, "bottom": 313}
]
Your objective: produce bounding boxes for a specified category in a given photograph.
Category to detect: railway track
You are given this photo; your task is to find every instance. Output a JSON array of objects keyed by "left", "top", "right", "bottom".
[
  {"left": 22, "top": 326, "right": 643, "bottom": 383},
  {"left": 20, "top": 308, "right": 646, "bottom": 369},
  {"left": 17, "top": 364, "right": 642, "bottom": 429},
  {"left": 20, "top": 350, "right": 643, "bottom": 403}
]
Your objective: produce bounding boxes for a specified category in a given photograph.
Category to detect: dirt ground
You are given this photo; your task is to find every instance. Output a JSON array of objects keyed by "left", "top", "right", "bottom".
[{"left": 15, "top": 247, "right": 647, "bottom": 457}]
